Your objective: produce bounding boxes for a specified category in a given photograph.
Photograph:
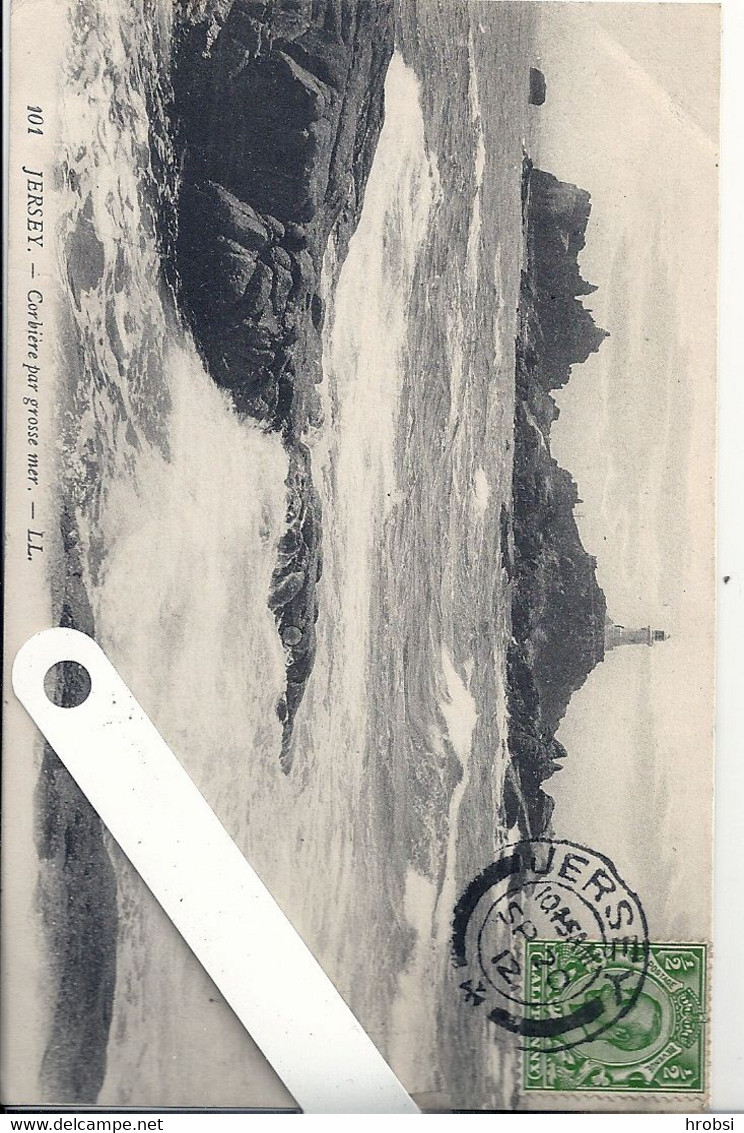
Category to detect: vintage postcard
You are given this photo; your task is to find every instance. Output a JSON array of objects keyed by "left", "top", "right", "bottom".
[{"left": 2, "top": 0, "right": 719, "bottom": 1113}]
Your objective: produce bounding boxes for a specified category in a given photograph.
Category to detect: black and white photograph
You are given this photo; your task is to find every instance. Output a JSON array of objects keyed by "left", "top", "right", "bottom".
[{"left": 3, "top": 0, "right": 719, "bottom": 1113}]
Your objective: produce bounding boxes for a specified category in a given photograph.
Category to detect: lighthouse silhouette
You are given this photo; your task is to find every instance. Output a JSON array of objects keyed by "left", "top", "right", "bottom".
[{"left": 604, "top": 616, "right": 669, "bottom": 651}]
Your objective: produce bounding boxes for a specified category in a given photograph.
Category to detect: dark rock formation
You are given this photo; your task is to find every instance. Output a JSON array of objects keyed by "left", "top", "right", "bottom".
[
  {"left": 504, "top": 161, "right": 608, "bottom": 835},
  {"left": 35, "top": 509, "right": 118, "bottom": 1103},
  {"left": 171, "top": 0, "right": 395, "bottom": 762},
  {"left": 529, "top": 67, "right": 546, "bottom": 106},
  {"left": 269, "top": 443, "right": 323, "bottom": 764},
  {"left": 173, "top": 0, "right": 394, "bottom": 432},
  {"left": 523, "top": 168, "right": 608, "bottom": 395}
]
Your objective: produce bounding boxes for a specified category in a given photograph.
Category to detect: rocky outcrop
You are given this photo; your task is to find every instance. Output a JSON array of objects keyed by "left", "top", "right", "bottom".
[
  {"left": 171, "top": 0, "right": 395, "bottom": 762},
  {"left": 35, "top": 508, "right": 118, "bottom": 1103},
  {"left": 173, "top": 0, "right": 394, "bottom": 432},
  {"left": 269, "top": 443, "right": 323, "bottom": 765},
  {"left": 504, "top": 161, "right": 608, "bottom": 834},
  {"left": 520, "top": 167, "right": 609, "bottom": 398},
  {"left": 529, "top": 67, "right": 546, "bottom": 106},
  {"left": 176, "top": 179, "right": 318, "bottom": 425}
]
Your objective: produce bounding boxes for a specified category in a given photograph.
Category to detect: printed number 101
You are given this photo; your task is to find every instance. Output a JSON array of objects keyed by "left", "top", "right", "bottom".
[{"left": 27, "top": 107, "right": 43, "bottom": 135}]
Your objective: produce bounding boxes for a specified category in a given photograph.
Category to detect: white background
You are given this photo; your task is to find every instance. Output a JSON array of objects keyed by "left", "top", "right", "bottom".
[{"left": 712, "top": 0, "right": 744, "bottom": 1114}]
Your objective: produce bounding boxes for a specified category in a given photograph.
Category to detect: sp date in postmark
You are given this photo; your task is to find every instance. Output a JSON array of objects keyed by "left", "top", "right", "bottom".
[{"left": 452, "top": 839, "right": 650, "bottom": 1050}]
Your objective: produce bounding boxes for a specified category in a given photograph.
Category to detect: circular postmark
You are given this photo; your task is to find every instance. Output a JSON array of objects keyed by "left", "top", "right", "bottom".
[{"left": 452, "top": 839, "right": 649, "bottom": 1051}]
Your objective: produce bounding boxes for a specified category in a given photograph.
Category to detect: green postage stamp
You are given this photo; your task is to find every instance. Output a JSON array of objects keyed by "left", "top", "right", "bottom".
[{"left": 523, "top": 942, "right": 706, "bottom": 1093}]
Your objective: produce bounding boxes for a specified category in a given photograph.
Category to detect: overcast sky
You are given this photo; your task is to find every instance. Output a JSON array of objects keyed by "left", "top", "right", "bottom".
[{"left": 523, "top": 3, "right": 719, "bottom": 935}]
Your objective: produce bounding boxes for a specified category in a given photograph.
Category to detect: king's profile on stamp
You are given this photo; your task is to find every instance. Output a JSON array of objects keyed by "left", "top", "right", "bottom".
[{"left": 524, "top": 943, "right": 706, "bottom": 1093}]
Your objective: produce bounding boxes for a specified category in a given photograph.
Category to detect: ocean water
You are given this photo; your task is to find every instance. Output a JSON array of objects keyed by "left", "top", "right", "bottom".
[{"left": 52, "top": 0, "right": 536, "bottom": 1109}]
